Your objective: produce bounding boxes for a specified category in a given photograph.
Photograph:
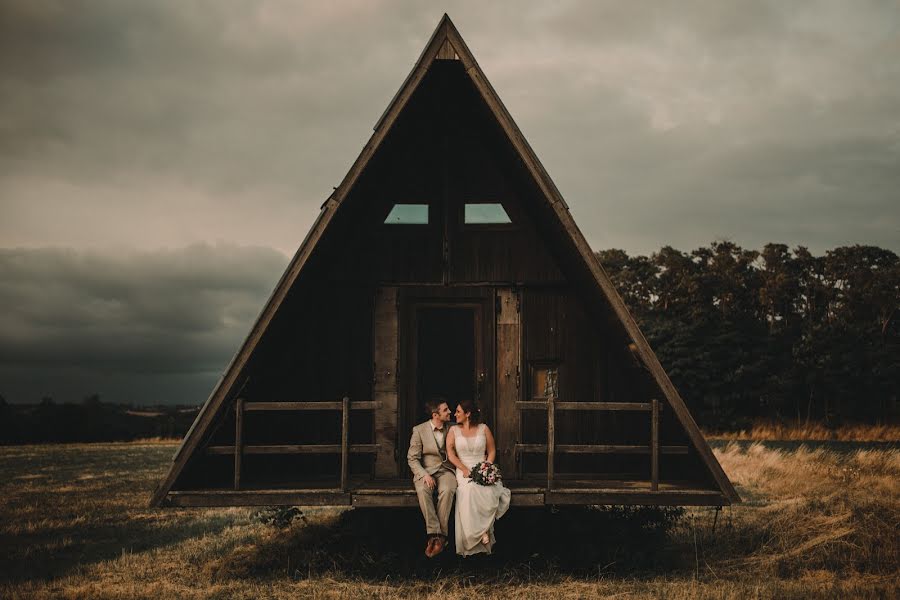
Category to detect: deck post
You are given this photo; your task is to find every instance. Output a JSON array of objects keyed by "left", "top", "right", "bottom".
[
  {"left": 234, "top": 397, "right": 244, "bottom": 490},
  {"left": 496, "top": 288, "right": 522, "bottom": 479},
  {"left": 547, "top": 395, "right": 555, "bottom": 494},
  {"left": 341, "top": 396, "right": 350, "bottom": 492},
  {"left": 651, "top": 398, "right": 659, "bottom": 491}
]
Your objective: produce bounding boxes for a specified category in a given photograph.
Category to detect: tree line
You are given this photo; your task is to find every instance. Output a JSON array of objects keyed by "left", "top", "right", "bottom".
[
  {"left": 1, "top": 242, "right": 895, "bottom": 443},
  {"left": 596, "top": 242, "right": 898, "bottom": 428},
  {"left": 0, "top": 394, "right": 199, "bottom": 444}
]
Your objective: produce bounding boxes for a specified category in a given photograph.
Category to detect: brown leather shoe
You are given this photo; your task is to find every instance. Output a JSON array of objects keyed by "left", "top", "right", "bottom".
[
  {"left": 424, "top": 536, "right": 437, "bottom": 558},
  {"left": 431, "top": 535, "right": 445, "bottom": 557}
]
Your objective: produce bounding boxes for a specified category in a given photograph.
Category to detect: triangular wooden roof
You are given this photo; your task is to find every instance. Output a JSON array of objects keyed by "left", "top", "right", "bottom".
[{"left": 150, "top": 14, "right": 739, "bottom": 507}]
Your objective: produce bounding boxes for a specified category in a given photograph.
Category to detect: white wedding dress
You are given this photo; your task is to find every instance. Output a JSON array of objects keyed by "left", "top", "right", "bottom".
[{"left": 453, "top": 424, "right": 511, "bottom": 556}]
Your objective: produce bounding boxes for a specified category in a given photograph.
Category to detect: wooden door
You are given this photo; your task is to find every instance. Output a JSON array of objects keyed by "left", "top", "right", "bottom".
[{"left": 398, "top": 291, "right": 494, "bottom": 474}]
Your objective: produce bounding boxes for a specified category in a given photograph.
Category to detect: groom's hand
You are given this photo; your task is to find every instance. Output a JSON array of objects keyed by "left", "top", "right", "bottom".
[{"left": 423, "top": 474, "right": 436, "bottom": 490}]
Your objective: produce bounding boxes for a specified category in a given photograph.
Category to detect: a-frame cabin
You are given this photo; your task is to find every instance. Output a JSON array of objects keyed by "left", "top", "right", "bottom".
[{"left": 150, "top": 15, "right": 739, "bottom": 509}]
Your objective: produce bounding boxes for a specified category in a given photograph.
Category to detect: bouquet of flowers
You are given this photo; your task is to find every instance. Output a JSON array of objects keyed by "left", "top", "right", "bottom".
[{"left": 469, "top": 461, "right": 502, "bottom": 486}]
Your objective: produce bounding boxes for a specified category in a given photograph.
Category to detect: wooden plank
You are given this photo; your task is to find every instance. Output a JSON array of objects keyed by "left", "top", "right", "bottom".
[
  {"left": 521, "top": 472, "right": 644, "bottom": 481},
  {"left": 550, "top": 486, "right": 723, "bottom": 496},
  {"left": 166, "top": 490, "right": 350, "bottom": 507},
  {"left": 165, "top": 485, "right": 725, "bottom": 507},
  {"left": 207, "top": 444, "right": 379, "bottom": 455},
  {"left": 495, "top": 288, "right": 521, "bottom": 478},
  {"left": 244, "top": 401, "right": 380, "bottom": 411},
  {"left": 516, "top": 401, "right": 654, "bottom": 411},
  {"left": 517, "top": 444, "right": 688, "bottom": 455},
  {"left": 516, "top": 401, "right": 550, "bottom": 410},
  {"left": 352, "top": 491, "right": 545, "bottom": 507},
  {"left": 380, "top": 281, "right": 571, "bottom": 289},
  {"left": 556, "top": 402, "right": 654, "bottom": 411},
  {"left": 353, "top": 488, "right": 416, "bottom": 496},
  {"left": 559, "top": 445, "right": 647, "bottom": 454},
  {"left": 546, "top": 491, "right": 727, "bottom": 507},
  {"left": 352, "top": 495, "right": 420, "bottom": 508},
  {"left": 436, "top": 39, "right": 457, "bottom": 60},
  {"left": 373, "top": 286, "right": 399, "bottom": 477},
  {"left": 341, "top": 396, "right": 349, "bottom": 492},
  {"left": 504, "top": 484, "right": 545, "bottom": 493},
  {"left": 523, "top": 479, "right": 686, "bottom": 490},
  {"left": 651, "top": 398, "right": 659, "bottom": 491},
  {"left": 510, "top": 493, "right": 545, "bottom": 507},
  {"left": 234, "top": 398, "right": 243, "bottom": 491},
  {"left": 546, "top": 395, "right": 555, "bottom": 492}
]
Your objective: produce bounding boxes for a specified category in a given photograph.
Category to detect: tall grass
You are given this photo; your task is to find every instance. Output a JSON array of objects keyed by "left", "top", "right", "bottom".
[
  {"left": 711, "top": 443, "right": 898, "bottom": 577},
  {"left": 1, "top": 441, "right": 897, "bottom": 599},
  {"left": 707, "top": 420, "right": 900, "bottom": 442}
]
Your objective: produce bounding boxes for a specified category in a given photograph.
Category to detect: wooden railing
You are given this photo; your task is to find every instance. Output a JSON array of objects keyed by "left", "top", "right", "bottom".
[
  {"left": 206, "top": 398, "right": 380, "bottom": 492},
  {"left": 515, "top": 397, "right": 684, "bottom": 492}
]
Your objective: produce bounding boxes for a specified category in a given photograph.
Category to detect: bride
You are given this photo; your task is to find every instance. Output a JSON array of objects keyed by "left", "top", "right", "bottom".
[{"left": 446, "top": 400, "right": 511, "bottom": 556}]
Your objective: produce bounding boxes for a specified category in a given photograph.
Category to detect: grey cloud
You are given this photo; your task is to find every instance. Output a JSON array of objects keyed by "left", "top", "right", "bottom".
[
  {"left": 0, "top": 2, "right": 897, "bottom": 253},
  {"left": 0, "top": 0, "right": 900, "bottom": 253},
  {"left": 0, "top": 244, "right": 288, "bottom": 403}
]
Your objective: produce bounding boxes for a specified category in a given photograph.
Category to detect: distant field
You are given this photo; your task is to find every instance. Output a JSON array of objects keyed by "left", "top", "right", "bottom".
[{"left": 0, "top": 442, "right": 897, "bottom": 599}]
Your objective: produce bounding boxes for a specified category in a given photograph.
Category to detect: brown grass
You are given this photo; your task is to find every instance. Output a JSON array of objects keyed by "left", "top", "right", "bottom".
[
  {"left": 0, "top": 441, "right": 897, "bottom": 599},
  {"left": 706, "top": 420, "right": 900, "bottom": 442},
  {"left": 709, "top": 443, "right": 898, "bottom": 577}
]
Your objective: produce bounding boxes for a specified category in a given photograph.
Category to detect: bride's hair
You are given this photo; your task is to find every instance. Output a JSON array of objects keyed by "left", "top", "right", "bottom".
[{"left": 457, "top": 399, "right": 481, "bottom": 424}]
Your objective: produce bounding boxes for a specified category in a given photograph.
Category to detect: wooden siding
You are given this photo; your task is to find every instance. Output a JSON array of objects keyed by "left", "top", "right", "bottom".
[{"left": 317, "top": 60, "right": 564, "bottom": 287}]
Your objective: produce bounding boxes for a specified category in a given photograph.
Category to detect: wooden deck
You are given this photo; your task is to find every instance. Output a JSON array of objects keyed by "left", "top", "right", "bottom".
[
  {"left": 157, "top": 398, "right": 736, "bottom": 509},
  {"left": 163, "top": 478, "right": 728, "bottom": 508}
]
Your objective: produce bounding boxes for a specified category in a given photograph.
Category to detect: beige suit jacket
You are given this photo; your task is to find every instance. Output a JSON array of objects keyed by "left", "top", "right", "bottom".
[{"left": 407, "top": 420, "right": 454, "bottom": 481}]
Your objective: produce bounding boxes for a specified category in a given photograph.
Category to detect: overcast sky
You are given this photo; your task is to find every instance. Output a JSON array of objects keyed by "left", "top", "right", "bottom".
[{"left": 1, "top": 1, "right": 898, "bottom": 405}]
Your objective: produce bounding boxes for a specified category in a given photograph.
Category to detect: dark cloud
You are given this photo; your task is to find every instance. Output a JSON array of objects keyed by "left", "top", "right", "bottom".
[{"left": 0, "top": 244, "right": 288, "bottom": 404}]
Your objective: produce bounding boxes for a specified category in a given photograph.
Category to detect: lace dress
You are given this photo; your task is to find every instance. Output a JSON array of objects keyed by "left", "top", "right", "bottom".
[{"left": 453, "top": 424, "right": 511, "bottom": 556}]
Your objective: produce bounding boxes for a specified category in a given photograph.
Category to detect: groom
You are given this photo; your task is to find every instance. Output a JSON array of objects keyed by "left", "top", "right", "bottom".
[{"left": 407, "top": 397, "right": 457, "bottom": 558}]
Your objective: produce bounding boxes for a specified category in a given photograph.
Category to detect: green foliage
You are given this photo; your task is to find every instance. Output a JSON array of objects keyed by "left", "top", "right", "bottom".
[{"left": 598, "top": 242, "right": 899, "bottom": 428}]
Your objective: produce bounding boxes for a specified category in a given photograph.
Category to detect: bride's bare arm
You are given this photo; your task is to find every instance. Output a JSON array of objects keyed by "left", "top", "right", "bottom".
[
  {"left": 446, "top": 427, "right": 470, "bottom": 476},
  {"left": 484, "top": 425, "right": 497, "bottom": 464}
]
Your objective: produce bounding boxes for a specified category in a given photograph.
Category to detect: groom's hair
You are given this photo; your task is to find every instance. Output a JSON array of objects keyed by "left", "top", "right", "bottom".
[{"left": 424, "top": 397, "right": 448, "bottom": 417}]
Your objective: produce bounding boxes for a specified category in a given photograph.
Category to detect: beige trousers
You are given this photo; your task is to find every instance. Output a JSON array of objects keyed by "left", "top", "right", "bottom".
[{"left": 414, "top": 469, "right": 457, "bottom": 536}]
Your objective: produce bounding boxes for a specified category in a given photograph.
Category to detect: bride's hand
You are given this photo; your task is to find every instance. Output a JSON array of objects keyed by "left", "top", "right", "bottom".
[{"left": 462, "top": 467, "right": 471, "bottom": 478}]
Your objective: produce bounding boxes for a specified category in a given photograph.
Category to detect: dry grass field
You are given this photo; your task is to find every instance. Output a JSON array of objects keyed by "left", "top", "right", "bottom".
[
  {"left": 706, "top": 422, "right": 900, "bottom": 442},
  {"left": 1, "top": 440, "right": 897, "bottom": 599}
]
